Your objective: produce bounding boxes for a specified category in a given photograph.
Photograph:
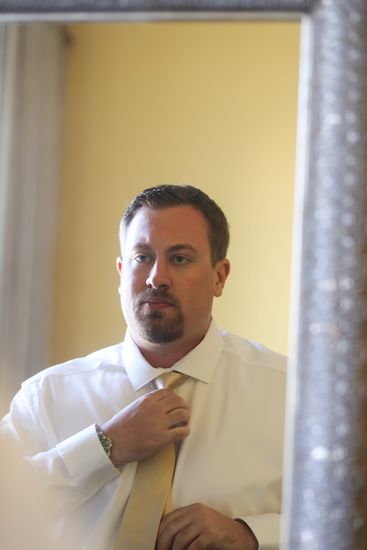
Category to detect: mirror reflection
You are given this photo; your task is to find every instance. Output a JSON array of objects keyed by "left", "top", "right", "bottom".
[
  {"left": 0, "top": 21, "right": 299, "bottom": 408},
  {"left": 0, "top": 20, "right": 300, "bottom": 550}
]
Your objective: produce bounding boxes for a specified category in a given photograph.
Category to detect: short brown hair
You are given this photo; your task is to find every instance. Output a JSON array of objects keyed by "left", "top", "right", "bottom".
[{"left": 120, "top": 184, "right": 229, "bottom": 265}]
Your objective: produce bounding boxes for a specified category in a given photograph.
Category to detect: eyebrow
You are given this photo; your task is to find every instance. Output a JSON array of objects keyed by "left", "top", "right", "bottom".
[
  {"left": 168, "top": 244, "right": 198, "bottom": 254},
  {"left": 133, "top": 243, "right": 151, "bottom": 251},
  {"left": 133, "top": 243, "right": 198, "bottom": 255}
]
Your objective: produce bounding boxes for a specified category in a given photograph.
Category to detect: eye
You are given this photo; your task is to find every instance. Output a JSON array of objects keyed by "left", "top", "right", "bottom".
[
  {"left": 172, "top": 255, "right": 190, "bottom": 265},
  {"left": 134, "top": 254, "right": 150, "bottom": 264}
]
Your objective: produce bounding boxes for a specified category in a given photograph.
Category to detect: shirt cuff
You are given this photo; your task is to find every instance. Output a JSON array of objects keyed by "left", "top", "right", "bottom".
[
  {"left": 56, "top": 424, "right": 120, "bottom": 488},
  {"left": 241, "top": 513, "right": 280, "bottom": 550}
]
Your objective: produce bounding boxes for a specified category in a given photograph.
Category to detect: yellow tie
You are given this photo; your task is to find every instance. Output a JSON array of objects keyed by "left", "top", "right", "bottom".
[{"left": 114, "top": 372, "right": 187, "bottom": 550}]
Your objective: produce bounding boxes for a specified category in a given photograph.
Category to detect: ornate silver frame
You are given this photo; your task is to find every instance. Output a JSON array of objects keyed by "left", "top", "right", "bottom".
[{"left": 1, "top": 1, "right": 367, "bottom": 548}]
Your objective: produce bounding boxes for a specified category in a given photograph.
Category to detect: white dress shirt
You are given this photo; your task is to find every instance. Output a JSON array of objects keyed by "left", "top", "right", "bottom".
[{"left": 1, "top": 320, "right": 286, "bottom": 550}]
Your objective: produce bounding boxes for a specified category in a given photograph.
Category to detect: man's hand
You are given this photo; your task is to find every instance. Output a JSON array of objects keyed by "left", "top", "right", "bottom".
[
  {"left": 156, "top": 503, "right": 259, "bottom": 550},
  {"left": 101, "top": 389, "right": 190, "bottom": 468}
]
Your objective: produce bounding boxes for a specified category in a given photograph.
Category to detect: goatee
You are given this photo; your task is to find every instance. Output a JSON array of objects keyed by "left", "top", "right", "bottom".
[{"left": 134, "top": 289, "right": 184, "bottom": 343}]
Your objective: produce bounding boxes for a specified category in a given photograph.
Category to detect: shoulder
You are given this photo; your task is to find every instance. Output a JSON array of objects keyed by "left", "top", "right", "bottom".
[
  {"left": 22, "top": 342, "right": 123, "bottom": 390},
  {"left": 220, "top": 329, "right": 287, "bottom": 373}
]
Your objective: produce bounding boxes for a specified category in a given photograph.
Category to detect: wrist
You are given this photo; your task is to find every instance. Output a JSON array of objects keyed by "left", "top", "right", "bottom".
[{"left": 234, "top": 518, "right": 259, "bottom": 550}]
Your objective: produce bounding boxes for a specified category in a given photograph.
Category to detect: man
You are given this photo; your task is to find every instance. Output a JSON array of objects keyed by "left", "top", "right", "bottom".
[{"left": 1, "top": 185, "right": 286, "bottom": 549}]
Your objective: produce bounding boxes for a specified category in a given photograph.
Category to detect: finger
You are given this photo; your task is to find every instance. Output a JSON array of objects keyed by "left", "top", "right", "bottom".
[
  {"left": 187, "top": 535, "right": 208, "bottom": 550},
  {"left": 166, "top": 407, "right": 190, "bottom": 428},
  {"left": 165, "top": 424, "right": 190, "bottom": 443},
  {"left": 145, "top": 390, "right": 188, "bottom": 418},
  {"left": 171, "top": 525, "right": 201, "bottom": 550},
  {"left": 159, "top": 390, "right": 188, "bottom": 411},
  {"left": 156, "top": 509, "right": 193, "bottom": 550},
  {"left": 152, "top": 388, "right": 176, "bottom": 400}
]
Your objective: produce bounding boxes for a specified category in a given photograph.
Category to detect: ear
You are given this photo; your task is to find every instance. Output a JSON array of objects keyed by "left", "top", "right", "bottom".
[
  {"left": 213, "top": 258, "right": 230, "bottom": 297},
  {"left": 116, "top": 256, "right": 123, "bottom": 275}
]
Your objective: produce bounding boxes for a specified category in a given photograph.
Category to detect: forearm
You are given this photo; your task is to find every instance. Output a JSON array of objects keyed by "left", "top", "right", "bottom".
[
  {"left": 1, "top": 408, "right": 120, "bottom": 518},
  {"left": 25, "top": 424, "right": 120, "bottom": 513}
]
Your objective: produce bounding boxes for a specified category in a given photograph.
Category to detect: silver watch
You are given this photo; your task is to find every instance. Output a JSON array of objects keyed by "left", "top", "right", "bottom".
[{"left": 95, "top": 424, "right": 113, "bottom": 458}]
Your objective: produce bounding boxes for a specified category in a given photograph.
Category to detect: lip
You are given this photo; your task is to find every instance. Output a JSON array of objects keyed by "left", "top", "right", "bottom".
[
  {"left": 144, "top": 300, "right": 174, "bottom": 308},
  {"left": 138, "top": 293, "right": 178, "bottom": 309},
  {"left": 144, "top": 298, "right": 172, "bottom": 306}
]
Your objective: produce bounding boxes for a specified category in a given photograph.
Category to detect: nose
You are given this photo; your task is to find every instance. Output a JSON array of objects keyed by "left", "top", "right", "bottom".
[{"left": 146, "top": 258, "right": 171, "bottom": 289}]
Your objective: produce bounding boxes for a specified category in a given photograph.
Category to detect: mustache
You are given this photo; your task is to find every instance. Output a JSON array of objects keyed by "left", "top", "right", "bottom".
[{"left": 136, "top": 289, "right": 179, "bottom": 307}]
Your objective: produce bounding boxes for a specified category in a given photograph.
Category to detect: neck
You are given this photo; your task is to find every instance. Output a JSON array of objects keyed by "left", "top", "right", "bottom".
[{"left": 134, "top": 331, "right": 207, "bottom": 369}]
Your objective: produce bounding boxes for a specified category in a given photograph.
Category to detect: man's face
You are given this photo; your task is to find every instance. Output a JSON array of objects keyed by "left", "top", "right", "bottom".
[{"left": 118, "top": 205, "right": 229, "bottom": 350}]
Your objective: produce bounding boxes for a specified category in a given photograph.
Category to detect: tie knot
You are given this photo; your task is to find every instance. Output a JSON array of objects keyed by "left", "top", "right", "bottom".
[{"left": 155, "top": 371, "right": 188, "bottom": 390}]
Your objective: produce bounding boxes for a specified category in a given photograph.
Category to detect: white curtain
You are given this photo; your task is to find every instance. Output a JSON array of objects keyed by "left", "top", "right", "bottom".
[{"left": 0, "top": 24, "right": 66, "bottom": 415}]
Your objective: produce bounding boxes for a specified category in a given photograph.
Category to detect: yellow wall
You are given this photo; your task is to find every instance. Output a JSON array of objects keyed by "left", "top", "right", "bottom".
[{"left": 51, "top": 21, "right": 299, "bottom": 365}]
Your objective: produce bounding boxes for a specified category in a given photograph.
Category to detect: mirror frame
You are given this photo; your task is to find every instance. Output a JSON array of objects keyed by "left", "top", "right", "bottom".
[{"left": 1, "top": 1, "right": 367, "bottom": 548}]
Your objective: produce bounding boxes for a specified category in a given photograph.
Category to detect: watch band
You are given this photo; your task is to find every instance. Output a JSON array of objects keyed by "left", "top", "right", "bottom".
[{"left": 95, "top": 424, "right": 113, "bottom": 458}]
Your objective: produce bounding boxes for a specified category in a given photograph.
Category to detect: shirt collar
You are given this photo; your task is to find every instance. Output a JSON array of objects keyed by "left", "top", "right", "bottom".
[{"left": 122, "top": 319, "right": 223, "bottom": 391}]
